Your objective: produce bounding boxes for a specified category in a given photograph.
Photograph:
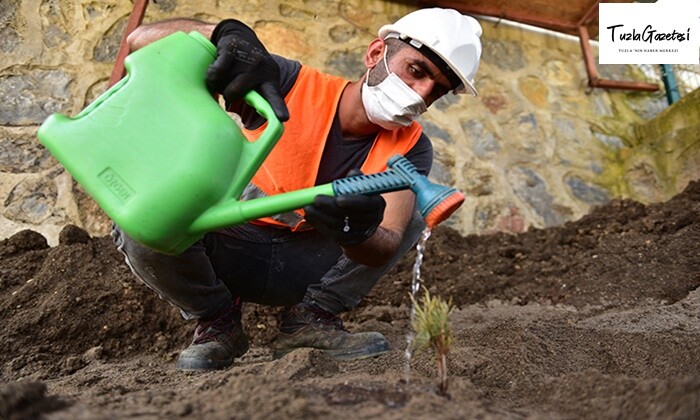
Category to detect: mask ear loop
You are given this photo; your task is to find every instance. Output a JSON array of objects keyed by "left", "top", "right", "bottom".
[
  {"left": 365, "top": 42, "right": 392, "bottom": 87},
  {"left": 382, "top": 45, "right": 391, "bottom": 74}
]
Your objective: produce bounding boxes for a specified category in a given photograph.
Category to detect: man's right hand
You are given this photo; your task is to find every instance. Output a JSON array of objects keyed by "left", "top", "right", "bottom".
[{"left": 206, "top": 19, "right": 289, "bottom": 122}]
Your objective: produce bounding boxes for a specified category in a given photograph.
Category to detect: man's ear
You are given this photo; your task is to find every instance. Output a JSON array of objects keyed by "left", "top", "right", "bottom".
[{"left": 364, "top": 38, "right": 386, "bottom": 69}]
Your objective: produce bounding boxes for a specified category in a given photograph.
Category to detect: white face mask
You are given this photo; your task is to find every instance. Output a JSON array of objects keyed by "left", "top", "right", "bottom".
[{"left": 361, "top": 49, "right": 427, "bottom": 130}]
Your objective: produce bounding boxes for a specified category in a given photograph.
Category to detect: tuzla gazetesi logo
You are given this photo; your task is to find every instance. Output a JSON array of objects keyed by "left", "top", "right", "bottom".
[{"left": 599, "top": 0, "right": 700, "bottom": 64}]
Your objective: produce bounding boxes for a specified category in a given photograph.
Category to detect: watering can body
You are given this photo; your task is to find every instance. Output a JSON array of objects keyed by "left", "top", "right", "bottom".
[{"left": 38, "top": 32, "right": 284, "bottom": 254}]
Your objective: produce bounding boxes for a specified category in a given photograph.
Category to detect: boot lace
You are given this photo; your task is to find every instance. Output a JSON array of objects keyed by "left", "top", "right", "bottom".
[
  {"left": 193, "top": 299, "right": 241, "bottom": 344},
  {"left": 306, "top": 304, "right": 348, "bottom": 332}
]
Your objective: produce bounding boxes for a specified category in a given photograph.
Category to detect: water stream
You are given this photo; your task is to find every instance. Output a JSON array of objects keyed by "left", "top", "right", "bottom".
[{"left": 404, "top": 226, "right": 432, "bottom": 382}]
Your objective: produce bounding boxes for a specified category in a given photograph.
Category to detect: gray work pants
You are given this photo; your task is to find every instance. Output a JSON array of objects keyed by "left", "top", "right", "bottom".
[{"left": 112, "top": 211, "right": 425, "bottom": 319}]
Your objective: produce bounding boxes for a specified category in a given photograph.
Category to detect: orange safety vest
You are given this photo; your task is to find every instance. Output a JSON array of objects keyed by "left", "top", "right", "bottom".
[{"left": 243, "top": 65, "right": 423, "bottom": 230}]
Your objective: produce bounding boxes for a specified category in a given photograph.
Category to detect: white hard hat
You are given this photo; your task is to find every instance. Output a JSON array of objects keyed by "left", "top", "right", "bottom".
[{"left": 378, "top": 8, "right": 483, "bottom": 95}]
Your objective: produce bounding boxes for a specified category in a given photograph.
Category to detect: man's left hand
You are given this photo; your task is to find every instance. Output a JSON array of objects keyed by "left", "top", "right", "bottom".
[{"left": 304, "top": 193, "right": 386, "bottom": 247}]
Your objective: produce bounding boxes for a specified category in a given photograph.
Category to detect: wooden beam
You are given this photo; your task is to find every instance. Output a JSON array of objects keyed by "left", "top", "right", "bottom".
[
  {"left": 591, "top": 78, "right": 661, "bottom": 92},
  {"left": 578, "top": 24, "right": 600, "bottom": 82},
  {"left": 108, "top": 0, "right": 150, "bottom": 87},
  {"left": 418, "top": 0, "right": 578, "bottom": 33},
  {"left": 578, "top": 0, "right": 601, "bottom": 26}
]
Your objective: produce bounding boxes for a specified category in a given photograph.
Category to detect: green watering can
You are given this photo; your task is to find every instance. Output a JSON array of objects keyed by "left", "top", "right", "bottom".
[{"left": 38, "top": 31, "right": 464, "bottom": 255}]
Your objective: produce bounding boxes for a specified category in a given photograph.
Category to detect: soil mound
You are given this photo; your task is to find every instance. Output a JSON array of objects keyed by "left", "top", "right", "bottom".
[{"left": 1, "top": 181, "right": 698, "bottom": 418}]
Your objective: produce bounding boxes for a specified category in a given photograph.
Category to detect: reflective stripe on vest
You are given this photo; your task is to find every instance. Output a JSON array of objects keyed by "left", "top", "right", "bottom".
[{"left": 244, "top": 65, "right": 423, "bottom": 230}]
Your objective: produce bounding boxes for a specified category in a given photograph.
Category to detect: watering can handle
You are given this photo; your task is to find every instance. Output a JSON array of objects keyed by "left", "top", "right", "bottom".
[{"left": 225, "top": 90, "right": 285, "bottom": 199}]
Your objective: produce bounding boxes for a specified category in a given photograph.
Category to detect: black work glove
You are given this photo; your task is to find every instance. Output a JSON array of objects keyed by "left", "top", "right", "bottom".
[
  {"left": 304, "top": 194, "right": 386, "bottom": 246},
  {"left": 207, "top": 19, "right": 289, "bottom": 121}
]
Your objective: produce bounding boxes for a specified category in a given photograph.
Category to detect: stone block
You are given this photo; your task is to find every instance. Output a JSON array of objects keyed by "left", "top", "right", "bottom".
[
  {"left": 3, "top": 177, "right": 57, "bottom": 224},
  {"left": 518, "top": 76, "right": 549, "bottom": 109},
  {"left": 565, "top": 176, "right": 610, "bottom": 206},
  {"left": 507, "top": 165, "right": 566, "bottom": 227},
  {"left": 94, "top": 18, "right": 127, "bottom": 63},
  {"left": 0, "top": 132, "right": 54, "bottom": 174},
  {"left": 473, "top": 201, "right": 526, "bottom": 234},
  {"left": 325, "top": 49, "right": 365, "bottom": 80},
  {"left": 0, "top": 0, "right": 20, "bottom": 55},
  {"left": 482, "top": 39, "right": 526, "bottom": 71},
  {"left": 0, "top": 71, "right": 72, "bottom": 126},
  {"left": 461, "top": 120, "right": 500, "bottom": 159}
]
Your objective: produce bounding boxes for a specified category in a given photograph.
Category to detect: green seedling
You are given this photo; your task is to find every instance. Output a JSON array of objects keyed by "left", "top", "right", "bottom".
[{"left": 410, "top": 287, "right": 454, "bottom": 396}]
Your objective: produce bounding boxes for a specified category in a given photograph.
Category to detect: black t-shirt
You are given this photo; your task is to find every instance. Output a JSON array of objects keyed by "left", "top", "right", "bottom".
[{"left": 239, "top": 55, "right": 433, "bottom": 185}]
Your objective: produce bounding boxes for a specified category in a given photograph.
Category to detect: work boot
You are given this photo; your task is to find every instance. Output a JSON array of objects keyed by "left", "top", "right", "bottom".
[
  {"left": 176, "top": 299, "right": 249, "bottom": 371},
  {"left": 271, "top": 302, "right": 391, "bottom": 361}
]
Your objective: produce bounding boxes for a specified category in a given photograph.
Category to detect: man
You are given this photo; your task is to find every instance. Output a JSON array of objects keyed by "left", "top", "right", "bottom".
[{"left": 113, "top": 7, "right": 482, "bottom": 370}]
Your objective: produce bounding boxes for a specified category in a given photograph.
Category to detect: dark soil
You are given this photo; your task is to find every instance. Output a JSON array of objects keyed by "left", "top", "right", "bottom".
[{"left": 1, "top": 181, "right": 698, "bottom": 419}]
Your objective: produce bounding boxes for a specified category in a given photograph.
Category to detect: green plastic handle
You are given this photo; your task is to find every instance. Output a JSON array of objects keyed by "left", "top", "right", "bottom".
[
  {"left": 224, "top": 90, "right": 285, "bottom": 200},
  {"left": 188, "top": 90, "right": 285, "bottom": 234}
]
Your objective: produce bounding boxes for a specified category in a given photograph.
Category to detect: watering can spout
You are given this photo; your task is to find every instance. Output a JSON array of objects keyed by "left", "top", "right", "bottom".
[
  {"left": 331, "top": 155, "right": 464, "bottom": 229},
  {"left": 191, "top": 155, "right": 464, "bottom": 239}
]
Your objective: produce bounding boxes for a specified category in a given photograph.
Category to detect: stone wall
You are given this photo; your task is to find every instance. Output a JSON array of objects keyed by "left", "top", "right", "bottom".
[{"left": 1, "top": 0, "right": 698, "bottom": 245}]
